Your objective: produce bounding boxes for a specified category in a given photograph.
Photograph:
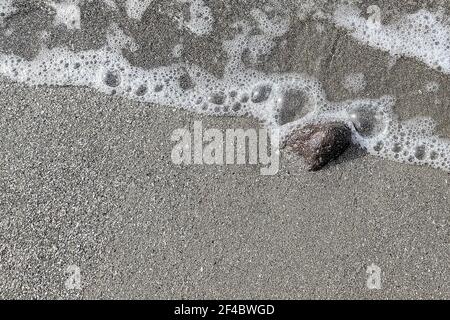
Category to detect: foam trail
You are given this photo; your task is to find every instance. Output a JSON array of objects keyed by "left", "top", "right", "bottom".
[
  {"left": 333, "top": 5, "right": 450, "bottom": 74},
  {"left": 0, "top": 23, "right": 324, "bottom": 125},
  {"left": 1, "top": 2, "right": 450, "bottom": 172}
]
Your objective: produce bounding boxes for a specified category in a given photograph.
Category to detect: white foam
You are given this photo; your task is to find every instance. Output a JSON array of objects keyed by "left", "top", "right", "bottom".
[
  {"left": 343, "top": 73, "right": 366, "bottom": 93},
  {"left": 327, "top": 98, "right": 450, "bottom": 172},
  {"left": 251, "top": 8, "right": 290, "bottom": 38},
  {"left": 125, "top": 0, "right": 153, "bottom": 20},
  {"left": 425, "top": 81, "right": 439, "bottom": 93},
  {"left": 172, "top": 43, "right": 183, "bottom": 58},
  {"left": 238, "top": 8, "right": 291, "bottom": 65},
  {"left": 333, "top": 5, "right": 450, "bottom": 74},
  {"left": 1, "top": 3, "right": 450, "bottom": 173},
  {"left": 0, "top": 22, "right": 323, "bottom": 127},
  {"left": 177, "top": 0, "right": 213, "bottom": 36},
  {"left": 47, "top": 0, "right": 81, "bottom": 30},
  {"left": 0, "top": 0, "right": 16, "bottom": 24}
]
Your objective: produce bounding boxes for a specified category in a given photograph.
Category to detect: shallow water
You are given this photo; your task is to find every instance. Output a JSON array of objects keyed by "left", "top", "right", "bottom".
[{"left": 1, "top": 0, "right": 450, "bottom": 171}]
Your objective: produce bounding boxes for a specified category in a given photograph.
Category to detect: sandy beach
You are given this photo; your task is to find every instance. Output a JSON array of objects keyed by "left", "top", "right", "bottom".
[{"left": 0, "top": 0, "right": 449, "bottom": 299}]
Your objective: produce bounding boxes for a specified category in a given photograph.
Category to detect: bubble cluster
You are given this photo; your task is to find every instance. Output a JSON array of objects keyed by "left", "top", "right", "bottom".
[
  {"left": 329, "top": 5, "right": 450, "bottom": 171},
  {"left": 0, "top": 0, "right": 16, "bottom": 23},
  {"left": 1, "top": 3, "right": 450, "bottom": 173},
  {"left": 103, "top": 70, "right": 121, "bottom": 87},
  {"left": 333, "top": 5, "right": 450, "bottom": 74},
  {"left": 251, "top": 8, "right": 290, "bottom": 37},
  {"left": 243, "top": 8, "right": 291, "bottom": 64},
  {"left": 177, "top": 0, "right": 214, "bottom": 36},
  {"left": 363, "top": 117, "right": 450, "bottom": 170},
  {"left": 283, "top": 95, "right": 450, "bottom": 172},
  {"left": 47, "top": 0, "right": 82, "bottom": 30}
]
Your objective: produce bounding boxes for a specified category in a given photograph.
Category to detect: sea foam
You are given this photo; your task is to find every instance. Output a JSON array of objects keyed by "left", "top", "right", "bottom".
[
  {"left": 48, "top": 0, "right": 81, "bottom": 30},
  {"left": 333, "top": 4, "right": 450, "bottom": 74},
  {"left": 1, "top": 1, "right": 449, "bottom": 172},
  {"left": 0, "top": 0, "right": 16, "bottom": 24}
]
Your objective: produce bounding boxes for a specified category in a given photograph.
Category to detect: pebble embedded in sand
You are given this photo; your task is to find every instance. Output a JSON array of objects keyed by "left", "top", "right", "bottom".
[{"left": 285, "top": 122, "right": 352, "bottom": 171}]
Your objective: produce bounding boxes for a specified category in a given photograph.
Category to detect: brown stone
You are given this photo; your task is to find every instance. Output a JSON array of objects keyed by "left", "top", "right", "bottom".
[{"left": 285, "top": 122, "right": 352, "bottom": 171}]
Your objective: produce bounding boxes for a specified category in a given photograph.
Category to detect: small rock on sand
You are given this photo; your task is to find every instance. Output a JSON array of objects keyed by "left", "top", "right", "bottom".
[{"left": 285, "top": 122, "right": 352, "bottom": 171}]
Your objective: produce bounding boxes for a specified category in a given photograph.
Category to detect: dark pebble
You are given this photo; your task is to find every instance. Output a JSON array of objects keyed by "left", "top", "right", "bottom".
[{"left": 285, "top": 122, "right": 352, "bottom": 171}]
